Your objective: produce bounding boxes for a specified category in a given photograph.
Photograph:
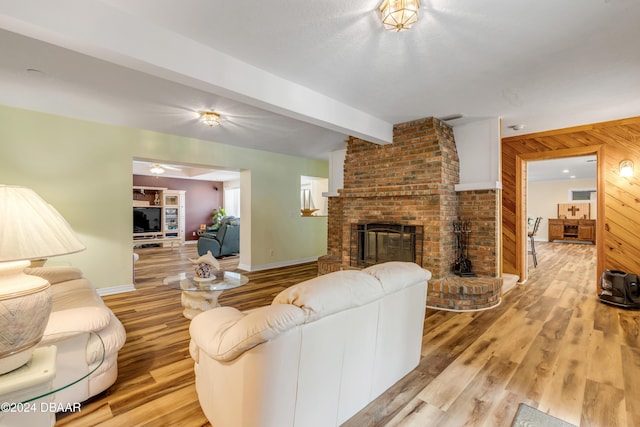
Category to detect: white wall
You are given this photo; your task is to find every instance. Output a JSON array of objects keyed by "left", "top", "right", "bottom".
[
  {"left": 453, "top": 118, "right": 502, "bottom": 191},
  {"left": 528, "top": 179, "right": 597, "bottom": 241},
  {"left": 323, "top": 147, "right": 346, "bottom": 199}
]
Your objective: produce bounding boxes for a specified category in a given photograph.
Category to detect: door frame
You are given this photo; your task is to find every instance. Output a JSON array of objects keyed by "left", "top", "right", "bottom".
[{"left": 515, "top": 145, "right": 604, "bottom": 284}]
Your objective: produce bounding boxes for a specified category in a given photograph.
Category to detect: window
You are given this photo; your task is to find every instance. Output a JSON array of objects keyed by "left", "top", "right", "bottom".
[
  {"left": 569, "top": 188, "right": 596, "bottom": 202},
  {"left": 224, "top": 185, "right": 240, "bottom": 218}
]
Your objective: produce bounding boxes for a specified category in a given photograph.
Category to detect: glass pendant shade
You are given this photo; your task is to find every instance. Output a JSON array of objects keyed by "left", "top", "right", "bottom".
[
  {"left": 201, "top": 111, "right": 221, "bottom": 127},
  {"left": 380, "top": 0, "right": 420, "bottom": 32},
  {"left": 620, "top": 159, "right": 634, "bottom": 177}
]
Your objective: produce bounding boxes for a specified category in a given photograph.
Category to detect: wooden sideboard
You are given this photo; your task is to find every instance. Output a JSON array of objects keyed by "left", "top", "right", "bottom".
[{"left": 548, "top": 219, "right": 596, "bottom": 244}]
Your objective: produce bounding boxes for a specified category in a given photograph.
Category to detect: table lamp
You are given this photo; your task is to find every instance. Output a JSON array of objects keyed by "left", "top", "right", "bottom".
[{"left": 0, "top": 185, "right": 85, "bottom": 374}]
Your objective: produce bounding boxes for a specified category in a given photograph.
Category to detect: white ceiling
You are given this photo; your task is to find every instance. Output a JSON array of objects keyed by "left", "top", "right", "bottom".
[
  {"left": 132, "top": 160, "right": 239, "bottom": 182},
  {"left": 528, "top": 156, "right": 597, "bottom": 183},
  {"left": 1, "top": 0, "right": 639, "bottom": 161}
]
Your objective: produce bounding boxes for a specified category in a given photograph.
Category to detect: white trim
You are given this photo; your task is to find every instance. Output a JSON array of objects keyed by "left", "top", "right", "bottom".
[
  {"left": 239, "top": 257, "right": 319, "bottom": 272},
  {"left": 96, "top": 284, "right": 136, "bottom": 296},
  {"left": 426, "top": 298, "right": 501, "bottom": 313},
  {"left": 454, "top": 181, "right": 502, "bottom": 191}
]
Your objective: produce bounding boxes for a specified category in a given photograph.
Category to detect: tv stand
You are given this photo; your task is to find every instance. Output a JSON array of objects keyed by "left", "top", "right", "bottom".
[
  {"left": 133, "top": 186, "right": 185, "bottom": 247},
  {"left": 132, "top": 236, "right": 181, "bottom": 249}
]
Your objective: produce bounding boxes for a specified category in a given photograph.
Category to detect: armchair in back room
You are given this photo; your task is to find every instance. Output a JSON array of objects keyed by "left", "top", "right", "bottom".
[{"left": 197, "top": 217, "right": 240, "bottom": 257}]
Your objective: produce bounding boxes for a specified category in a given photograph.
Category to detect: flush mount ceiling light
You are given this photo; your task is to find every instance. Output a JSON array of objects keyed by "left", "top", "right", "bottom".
[
  {"left": 620, "top": 159, "right": 634, "bottom": 177},
  {"left": 379, "top": 0, "right": 420, "bottom": 32},
  {"left": 200, "top": 111, "right": 221, "bottom": 127},
  {"left": 150, "top": 163, "right": 165, "bottom": 175}
]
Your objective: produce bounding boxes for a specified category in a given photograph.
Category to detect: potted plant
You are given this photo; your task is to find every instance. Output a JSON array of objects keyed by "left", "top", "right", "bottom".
[{"left": 211, "top": 207, "right": 227, "bottom": 229}]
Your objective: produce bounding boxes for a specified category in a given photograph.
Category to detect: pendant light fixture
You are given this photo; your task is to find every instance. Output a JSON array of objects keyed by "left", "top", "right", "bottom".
[{"left": 379, "top": 0, "right": 420, "bottom": 32}]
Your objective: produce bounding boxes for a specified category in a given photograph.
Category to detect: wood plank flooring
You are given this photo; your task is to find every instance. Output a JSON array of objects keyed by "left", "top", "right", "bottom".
[{"left": 56, "top": 242, "right": 640, "bottom": 427}]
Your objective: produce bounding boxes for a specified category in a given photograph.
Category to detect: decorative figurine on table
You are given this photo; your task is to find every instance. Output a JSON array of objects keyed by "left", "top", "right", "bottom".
[{"left": 189, "top": 250, "right": 220, "bottom": 282}]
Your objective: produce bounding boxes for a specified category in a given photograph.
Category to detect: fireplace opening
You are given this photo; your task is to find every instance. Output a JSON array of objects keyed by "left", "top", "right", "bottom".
[{"left": 351, "top": 223, "right": 422, "bottom": 267}]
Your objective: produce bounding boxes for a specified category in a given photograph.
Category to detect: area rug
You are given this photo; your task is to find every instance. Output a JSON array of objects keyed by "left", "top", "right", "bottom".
[{"left": 511, "top": 403, "right": 577, "bottom": 427}]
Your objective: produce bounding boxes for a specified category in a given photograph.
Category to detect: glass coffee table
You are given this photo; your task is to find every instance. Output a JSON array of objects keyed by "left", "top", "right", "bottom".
[
  {"left": 163, "top": 271, "right": 249, "bottom": 319},
  {"left": 0, "top": 331, "right": 105, "bottom": 425}
]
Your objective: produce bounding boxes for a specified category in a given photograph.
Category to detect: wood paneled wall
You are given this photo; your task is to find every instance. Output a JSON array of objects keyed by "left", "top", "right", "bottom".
[{"left": 501, "top": 116, "right": 640, "bottom": 288}]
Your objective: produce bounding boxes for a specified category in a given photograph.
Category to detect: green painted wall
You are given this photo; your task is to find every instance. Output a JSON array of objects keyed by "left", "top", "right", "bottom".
[{"left": 0, "top": 105, "right": 328, "bottom": 288}]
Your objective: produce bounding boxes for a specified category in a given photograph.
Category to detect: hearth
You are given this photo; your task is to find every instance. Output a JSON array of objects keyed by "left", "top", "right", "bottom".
[{"left": 351, "top": 223, "right": 422, "bottom": 267}]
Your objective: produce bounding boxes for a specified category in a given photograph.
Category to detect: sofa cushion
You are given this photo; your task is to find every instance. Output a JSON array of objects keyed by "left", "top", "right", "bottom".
[
  {"left": 190, "top": 305, "right": 305, "bottom": 362},
  {"left": 363, "top": 262, "right": 431, "bottom": 294},
  {"left": 272, "top": 270, "right": 384, "bottom": 322},
  {"left": 25, "top": 266, "right": 83, "bottom": 285}
]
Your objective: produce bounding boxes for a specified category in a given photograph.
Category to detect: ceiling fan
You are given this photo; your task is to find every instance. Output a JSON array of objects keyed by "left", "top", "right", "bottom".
[{"left": 145, "top": 162, "right": 183, "bottom": 175}]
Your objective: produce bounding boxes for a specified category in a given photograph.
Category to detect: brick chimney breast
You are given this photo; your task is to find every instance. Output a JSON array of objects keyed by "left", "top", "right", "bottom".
[{"left": 319, "top": 117, "right": 501, "bottom": 311}]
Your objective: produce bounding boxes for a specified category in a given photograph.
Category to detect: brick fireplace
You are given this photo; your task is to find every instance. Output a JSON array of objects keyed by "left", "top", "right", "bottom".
[{"left": 318, "top": 117, "right": 501, "bottom": 310}]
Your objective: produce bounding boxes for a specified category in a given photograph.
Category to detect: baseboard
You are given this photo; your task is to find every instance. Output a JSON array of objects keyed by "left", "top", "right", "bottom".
[
  {"left": 239, "top": 256, "right": 319, "bottom": 272},
  {"left": 96, "top": 283, "right": 136, "bottom": 296}
]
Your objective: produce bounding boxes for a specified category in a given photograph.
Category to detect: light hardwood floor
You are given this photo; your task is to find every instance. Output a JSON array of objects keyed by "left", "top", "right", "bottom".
[{"left": 56, "top": 242, "right": 639, "bottom": 427}]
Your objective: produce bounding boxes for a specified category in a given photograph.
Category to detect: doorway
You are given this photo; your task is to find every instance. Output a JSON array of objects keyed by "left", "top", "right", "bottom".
[
  {"left": 516, "top": 146, "right": 603, "bottom": 282},
  {"left": 526, "top": 155, "right": 597, "bottom": 269}
]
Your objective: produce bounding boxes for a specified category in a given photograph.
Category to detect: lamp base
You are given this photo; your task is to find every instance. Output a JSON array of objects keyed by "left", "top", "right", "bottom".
[{"left": 0, "top": 261, "right": 52, "bottom": 374}]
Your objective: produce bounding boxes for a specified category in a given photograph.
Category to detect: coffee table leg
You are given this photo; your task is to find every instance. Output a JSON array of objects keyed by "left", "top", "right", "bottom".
[{"left": 181, "top": 290, "right": 224, "bottom": 319}]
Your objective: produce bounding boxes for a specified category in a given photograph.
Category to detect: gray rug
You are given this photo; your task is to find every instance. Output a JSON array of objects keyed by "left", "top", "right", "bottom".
[{"left": 512, "top": 403, "right": 577, "bottom": 427}]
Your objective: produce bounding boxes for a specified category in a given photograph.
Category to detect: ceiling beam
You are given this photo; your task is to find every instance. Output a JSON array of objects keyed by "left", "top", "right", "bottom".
[{"left": 0, "top": 0, "right": 393, "bottom": 144}]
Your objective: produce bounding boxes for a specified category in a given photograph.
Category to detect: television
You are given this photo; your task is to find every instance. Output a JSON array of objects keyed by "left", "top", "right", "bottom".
[{"left": 133, "top": 207, "right": 162, "bottom": 233}]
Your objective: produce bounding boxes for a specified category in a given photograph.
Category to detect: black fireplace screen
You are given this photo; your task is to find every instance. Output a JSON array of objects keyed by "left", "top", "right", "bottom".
[{"left": 351, "top": 223, "right": 421, "bottom": 267}]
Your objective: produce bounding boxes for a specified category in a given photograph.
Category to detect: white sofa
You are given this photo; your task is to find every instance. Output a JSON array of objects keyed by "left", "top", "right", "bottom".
[
  {"left": 189, "top": 261, "right": 430, "bottom": 427},
  {"left": 25, "top": 266, "right": 127, "bottom": 407}
]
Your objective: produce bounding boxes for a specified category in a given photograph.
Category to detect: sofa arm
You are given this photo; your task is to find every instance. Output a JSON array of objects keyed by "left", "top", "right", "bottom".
[
  {"left": 45, "top": 306, "right": 113, "bottom": 335},
  {"left": 25, "top": 266, "right": 83, "bottom": 285},
  {"left": 197, "top": 236, "right": 222, "bottom": 256},
  {"left": 190, "top": 304, "right": 305, "bottom": 362}
]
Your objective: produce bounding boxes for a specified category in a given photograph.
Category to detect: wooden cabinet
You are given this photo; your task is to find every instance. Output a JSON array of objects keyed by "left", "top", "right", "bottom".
[
  {"left": 548, "top": 219, "right": 595, "bottom": 244},
  {"left": 578, "top": 222, "right": 595, "bottom": 242},
  {"left": 548, "top": 221, "right": 564, "bottom": 241},
  {"left": 163, "top": 190, "right": 186, "bottom": 244}
]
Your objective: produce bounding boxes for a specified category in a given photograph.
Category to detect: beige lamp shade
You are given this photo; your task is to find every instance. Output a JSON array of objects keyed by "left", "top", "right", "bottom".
[{"left": 0, "top": 185, "right": 85, "bottom": 262}]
